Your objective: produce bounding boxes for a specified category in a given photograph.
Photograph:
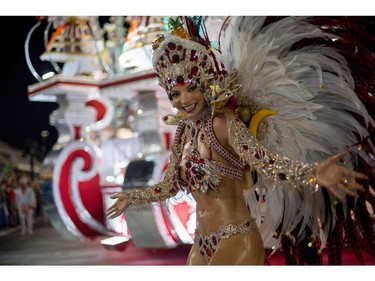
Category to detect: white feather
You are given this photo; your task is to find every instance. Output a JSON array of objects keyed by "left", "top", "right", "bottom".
[{"left": 218, "top": 16, "right": 375, "bottom": 250}]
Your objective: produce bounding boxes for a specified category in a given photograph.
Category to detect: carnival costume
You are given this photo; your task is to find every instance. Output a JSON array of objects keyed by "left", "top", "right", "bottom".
[{"left": 125, "top": 16, "right": 375, "bottom": 265}]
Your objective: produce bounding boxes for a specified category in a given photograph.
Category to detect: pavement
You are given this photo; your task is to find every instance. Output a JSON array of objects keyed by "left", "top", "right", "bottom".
[
  {"left": 1, "top": 217, "right": 374, "bottom": 267},
  {"left": 0, "top": 218, "right": 191, "bottom": 265},
  {"left": 0, "top": 224, "right": 20, "bottom": 236}
]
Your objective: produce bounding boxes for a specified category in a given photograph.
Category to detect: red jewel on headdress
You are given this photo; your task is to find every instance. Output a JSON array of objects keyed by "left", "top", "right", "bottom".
[
  {"left": 168, "top": 42, "right": 176, "bottom": 50},
  {"left": 190, "top": 50, "right": 197, "bottom": 60},
  {"left": 172, "top": 54, "right": 180, "bottom": 63},
  {"left": 176, "top": 76, "right": 184, "bottom": 86},
  {"left": 181, "top": 53, "right": 186, "bottom": 61},
  {"left": 190, "top": 66, "right": 198, "bottom": 76}
]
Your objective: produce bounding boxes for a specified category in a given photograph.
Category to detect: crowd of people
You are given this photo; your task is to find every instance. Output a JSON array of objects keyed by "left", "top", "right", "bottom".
[{"left": 0, "top": 174, "right": 45, "bottom": 235}]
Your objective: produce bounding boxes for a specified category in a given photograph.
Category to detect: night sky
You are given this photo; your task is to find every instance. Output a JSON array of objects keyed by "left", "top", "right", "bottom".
[
  {"left": 1, "top": 14, "right": 374, "bottom": 159},
  {"left": 0, "top": 16, "right": 59, "bottom": 155}
]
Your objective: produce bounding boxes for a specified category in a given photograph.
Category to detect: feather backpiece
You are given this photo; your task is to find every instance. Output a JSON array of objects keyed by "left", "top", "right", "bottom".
[{"left": 217, "top": 16, "right": 375, "bottom": 264}]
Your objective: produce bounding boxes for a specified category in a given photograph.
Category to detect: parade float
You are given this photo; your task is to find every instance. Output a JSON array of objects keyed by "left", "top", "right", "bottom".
[{"left": 25, "top": 16, "right": 226, "bottom": 249}]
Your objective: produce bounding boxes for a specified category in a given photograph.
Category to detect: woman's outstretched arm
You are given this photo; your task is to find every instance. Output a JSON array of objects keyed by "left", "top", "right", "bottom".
[
  {"left": 106, "top": 151, "right": 180, "bottom": 219},
  {"left": 225, "top": 114, "right": 366, "bottom": 199}
]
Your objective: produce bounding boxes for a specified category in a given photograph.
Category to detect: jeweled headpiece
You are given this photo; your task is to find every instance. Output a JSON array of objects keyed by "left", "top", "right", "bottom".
[{"left": 152, "top": 17, "right": 229, "bottom": 99}]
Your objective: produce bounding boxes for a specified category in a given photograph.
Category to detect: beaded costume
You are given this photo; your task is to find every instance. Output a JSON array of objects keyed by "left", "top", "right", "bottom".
[
  {"left": 124, "top": 16, "right": 375, "bottom": 265},
  {"left": 194, "top": 218, "right": 258, "bottom": 263}
]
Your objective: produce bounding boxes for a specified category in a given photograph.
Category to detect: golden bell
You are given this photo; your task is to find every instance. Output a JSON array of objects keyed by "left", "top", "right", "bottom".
[{"left": 44, "top": 17, "right": 97, "bottom": 58}]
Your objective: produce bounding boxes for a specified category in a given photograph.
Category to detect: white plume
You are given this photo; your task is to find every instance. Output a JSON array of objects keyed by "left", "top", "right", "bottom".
[{"left": 218, "top": 16, "right": 375, "bottom": 250}]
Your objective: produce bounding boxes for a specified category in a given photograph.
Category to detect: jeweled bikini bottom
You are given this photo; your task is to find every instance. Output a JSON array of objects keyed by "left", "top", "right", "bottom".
[{"left": 194, "top": 218, "right": 258, "bottom": 263}]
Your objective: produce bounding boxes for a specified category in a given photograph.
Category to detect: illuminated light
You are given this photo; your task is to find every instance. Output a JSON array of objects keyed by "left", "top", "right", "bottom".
[
  {"left": 357, "top": 145, "right": 363, "bottom": 151},
  {"left": 137, "top": 152, "right": 143, "bottom": 158},
  {"left": 41, "top": 130, "right": 49, "bottom": 138},
  {"left": 106, "top": 176, "right": 115, "bottom": 182},
  {"left": 53, "top": 144, "right": 61, "bottom": 150},
  {"left": 116, "top": 128, "right": 134, "bottom": 139},
  {"left": 308, "top": 242, "right": 313, "bottom": 247},
  {"left": 100, "top": 236, "right": 130, "bottom": 251},
  {"left": 137, "top": 109, "right": 143, "bottom": 115},
  {"left": 115, "top": 174, "right": 124, "bottom": 184},
  {"left": 42, "top": 71, "right": 55, "bottom": 80}
]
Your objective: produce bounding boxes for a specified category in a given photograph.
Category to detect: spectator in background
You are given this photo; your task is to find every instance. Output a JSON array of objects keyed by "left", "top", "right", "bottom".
[
  {"left": 6, "top": 175, "right": 18, "bottom": 227},
  {"left": 16, "top": 176, "right": 36, "bottom": 235},
  {"left": 0, "top": 177, "right": 9, "bottom": 227},
  {"left": 30, "top": 178, "right": 42, "bottom": 218}
]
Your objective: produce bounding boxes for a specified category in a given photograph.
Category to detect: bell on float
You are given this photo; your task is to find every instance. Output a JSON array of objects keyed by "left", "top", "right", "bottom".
[
  {"left": 40, "top": 16, "right": 105, "bottom": 77},
  {"left": 45, "top": 17, "right": 98, "bottom": 57}
]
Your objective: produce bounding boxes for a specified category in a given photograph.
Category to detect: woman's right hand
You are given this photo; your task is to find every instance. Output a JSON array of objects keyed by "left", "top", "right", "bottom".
[{"left": 106, "top": 192, "right": 131, "bottom": 219}]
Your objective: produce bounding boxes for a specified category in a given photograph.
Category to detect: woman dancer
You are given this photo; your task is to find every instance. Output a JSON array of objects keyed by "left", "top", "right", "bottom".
[{"left": 107, "top": 16, "right": 374, "bottom": 265}]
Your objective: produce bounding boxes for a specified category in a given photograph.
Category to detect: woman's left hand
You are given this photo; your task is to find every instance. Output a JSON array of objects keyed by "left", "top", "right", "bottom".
[
  {"left": 316, "top": 151, "right": 367, "bottom": 200},
  {"left": 106, "top": 192, "right": 131, "bottom": 220}
]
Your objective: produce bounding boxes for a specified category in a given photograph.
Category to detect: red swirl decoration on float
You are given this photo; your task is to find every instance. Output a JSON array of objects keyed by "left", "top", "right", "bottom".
[
  {"left": 53, "top": 141, "right": 107, "bottom": 239},
  {"left": 85, "top": 97, "right": 114, "bottom": 131},
  {"left": 86, "top": 99, "right": 106, "bottom": 121}
]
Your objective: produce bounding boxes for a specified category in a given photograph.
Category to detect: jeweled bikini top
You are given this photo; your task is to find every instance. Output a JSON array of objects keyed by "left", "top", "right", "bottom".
[{"left": 172, "top": 111, "right": 244, "bottom": 194}]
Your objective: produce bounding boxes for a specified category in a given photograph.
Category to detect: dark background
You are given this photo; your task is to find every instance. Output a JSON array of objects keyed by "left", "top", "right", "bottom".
[
  {"left": 0, "top": 16, "right": 115, "bottom": 159},
  {"left": 0, "top": 16, "right": 374, "bottom": 161},
  {"left": 0, "top": 16, "right": 59, "bottom": 156}
]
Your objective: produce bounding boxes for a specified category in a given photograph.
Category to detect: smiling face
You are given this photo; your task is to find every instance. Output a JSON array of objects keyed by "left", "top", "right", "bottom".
[{"left": 169, "top": 83, "right": 207, "bottom": 120}]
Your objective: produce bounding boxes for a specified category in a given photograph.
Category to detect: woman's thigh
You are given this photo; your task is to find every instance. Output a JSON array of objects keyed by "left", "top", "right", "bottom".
[{"left": 209, "top": 231, "right": 265, "bottom": 265}]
